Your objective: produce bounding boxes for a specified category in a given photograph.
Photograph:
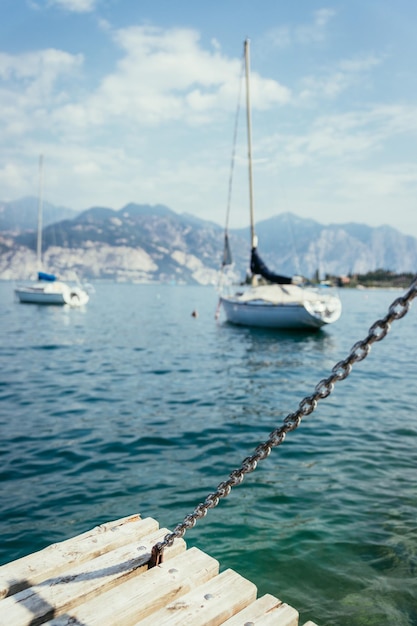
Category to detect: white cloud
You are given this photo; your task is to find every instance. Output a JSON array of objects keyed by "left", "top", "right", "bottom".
[
  {"left": 248, "top": 102, "right": 417, "bottom": 234},
  {"left": 296, "top": 8, "right": 336, "bottom": 44},
  {"left": 267, "top": 8, "right": 336, "bottom": 48},
  {"left": 47, "top": 0, "right": 98, "bottom": 13},
  {"left": 50, "top": 26, "right": 290, "bottom": 129},
  {"left": 0, "top": 162, "right": 26, "bottom": 194},
  {"left": 1, "top": 16, "right": 415, "bottom": 237},
  {"left": 0, "top": 25, "right": 291, "bottom": 151},
  {"left": 0, "top": 27, "right": 252, "bottom": 212},
  {"left": 266, "top": 26, "right": 292, "bottom": 49},
  {"left": 0, "top": 49, "right": 82, "bottom": 82},
  {"left": 261, "top": 104, "right": 417, "bottom": 170},
  {"left": 298, "top": 54, "right": 383, "bottom": 103},
  {"left": 0, "top": 49, "right": 83, "bottom": 138},
  {"left": 341, "top": 164, "right": 417, "bottom": 200},
  {"left": 339, "top": 54, "right": 382, "bottom": 73}
]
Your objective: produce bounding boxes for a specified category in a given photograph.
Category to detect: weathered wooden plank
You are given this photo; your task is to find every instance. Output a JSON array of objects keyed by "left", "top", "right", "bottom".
[
  {"left": 222, "top": 593, "right": 298, "bottom": 625},
  {"left": 132, "top": 568, "right": 257, "bottom": 626},
  {"left": 239, "top": 603, "right": 298, "bottom": 626},
  {"left": 0, "top": 527, "right": 185, "bottom": 626},
  {"left": 0, "top": 515, "right": 321, "bottom": 626},
  {"left": 0, "top": 515, "right": 157, "bottom": 599},
  {"left": 45, "top": 546, "right": 219, "bottom": 626}
]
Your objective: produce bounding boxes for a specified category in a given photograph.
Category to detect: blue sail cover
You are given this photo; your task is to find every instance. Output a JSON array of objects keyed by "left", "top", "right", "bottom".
[
  {"left": 250, "top": 247, "right": 292, "bottom": 285},
  {"left": 38, "top": 272, "right": 57, "bottom": 282}
]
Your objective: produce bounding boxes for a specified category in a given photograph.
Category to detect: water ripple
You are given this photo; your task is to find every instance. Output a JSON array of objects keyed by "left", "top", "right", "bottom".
[{"left": 1, "top": 284, "right": 416, "bottom": 625}]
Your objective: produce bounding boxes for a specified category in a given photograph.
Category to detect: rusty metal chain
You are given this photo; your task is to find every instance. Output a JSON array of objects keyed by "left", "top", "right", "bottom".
[{"left": 149, "top": 278, "right": 417, "bottom": 567}]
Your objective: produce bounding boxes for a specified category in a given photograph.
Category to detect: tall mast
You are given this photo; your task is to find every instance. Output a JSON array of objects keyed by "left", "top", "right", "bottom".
[
  {"left": 244, "top": 39, "right": 256, "bottom": 249},
  {"left": 36, "top": 154, "right": 44, "bottom": 271}
]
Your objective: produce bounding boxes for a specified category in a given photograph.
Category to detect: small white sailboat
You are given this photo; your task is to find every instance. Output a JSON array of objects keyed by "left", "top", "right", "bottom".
[
  {"left": 219, "top": 40, "right": 341, "bottom": 330},
  {"left": 15, "top": 156, "right": 89, "bottom": 307}
]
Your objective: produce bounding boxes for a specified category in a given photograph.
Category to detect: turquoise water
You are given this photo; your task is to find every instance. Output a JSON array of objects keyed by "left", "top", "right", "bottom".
[{"left": 1, "top": 282, "right": 417, "bottom": 625}]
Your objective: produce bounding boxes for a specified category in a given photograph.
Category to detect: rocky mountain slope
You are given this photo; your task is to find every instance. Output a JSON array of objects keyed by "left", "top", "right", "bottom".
[{"left": 1, "top": 198, "right": 416, "bottom": 284}]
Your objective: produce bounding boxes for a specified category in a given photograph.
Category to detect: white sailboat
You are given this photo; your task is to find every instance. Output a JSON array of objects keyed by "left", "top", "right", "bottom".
[
  {"left": 15, "top": 156, "right": 89, "bottom": 307},
  {"left": 219, "top": 40, "right": 341, "bottom": 330}
]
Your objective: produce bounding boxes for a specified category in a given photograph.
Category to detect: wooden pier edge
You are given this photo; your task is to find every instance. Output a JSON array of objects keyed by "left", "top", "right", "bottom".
[{"left": 0, "top": 514, "right": 319, "bottom": 626}]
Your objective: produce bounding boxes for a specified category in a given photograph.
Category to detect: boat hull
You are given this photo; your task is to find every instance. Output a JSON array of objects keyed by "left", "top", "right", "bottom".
[
  {"left": 15, "top": 288, "right": 66, "bottom": 305},
  {"left": 220, "top": 285, "right": 342, "bottom": 330},
  {"left": 15, "top": 283, "right": 89, "bottom": 307}
]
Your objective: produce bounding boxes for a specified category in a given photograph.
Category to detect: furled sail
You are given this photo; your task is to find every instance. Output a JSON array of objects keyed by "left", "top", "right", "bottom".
[
  {"left": 250, "top": 247, "right": 292, "bottom": 285},
  {"left": 222, "top": 233, "right": 233, "bottom": 267}
]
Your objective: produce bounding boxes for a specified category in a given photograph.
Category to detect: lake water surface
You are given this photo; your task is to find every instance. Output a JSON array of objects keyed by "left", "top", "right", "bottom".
[{"left": 1, "top": 281, "right": 417, "bottom": 625}]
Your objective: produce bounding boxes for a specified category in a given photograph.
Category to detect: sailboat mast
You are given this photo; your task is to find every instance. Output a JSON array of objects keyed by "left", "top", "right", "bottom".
[
  {"left": 244, "top": 39, "right": 256, "bottom": 249},
  {"left": 36, "top": 154, "right": 44, "bottom": 271}
]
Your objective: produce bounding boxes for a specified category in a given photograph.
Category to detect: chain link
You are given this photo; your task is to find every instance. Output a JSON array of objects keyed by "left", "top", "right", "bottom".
[{"left": 149, "top": 278, "right": 417, "bottom": 566}]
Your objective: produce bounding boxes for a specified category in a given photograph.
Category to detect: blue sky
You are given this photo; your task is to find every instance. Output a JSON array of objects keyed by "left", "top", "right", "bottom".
[{"left": 2, "top": 0, "right": 417, "bottom": 237}]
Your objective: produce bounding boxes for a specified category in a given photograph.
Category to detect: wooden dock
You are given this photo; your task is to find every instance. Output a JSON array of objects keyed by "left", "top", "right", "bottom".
[{"left": 0, "top": 513, "right": 318, "bottom": 625}]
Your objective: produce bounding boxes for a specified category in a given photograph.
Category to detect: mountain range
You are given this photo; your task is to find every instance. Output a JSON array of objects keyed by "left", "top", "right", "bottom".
[{"left": 1, "top": 197, "right": 417, "bottom": 284}]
